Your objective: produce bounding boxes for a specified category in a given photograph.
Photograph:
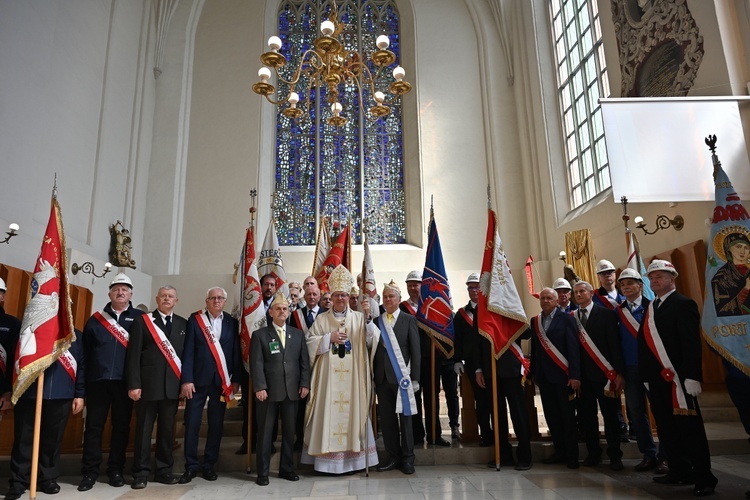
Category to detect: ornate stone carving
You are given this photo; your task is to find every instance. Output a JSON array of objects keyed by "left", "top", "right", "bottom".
[{"left": 611, "top": 0, "right": 703, "bottom": 96}]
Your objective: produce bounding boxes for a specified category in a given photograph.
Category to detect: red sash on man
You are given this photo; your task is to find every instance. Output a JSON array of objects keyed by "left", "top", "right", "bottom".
[
  {"left": 401, "top": 301, "right": 417, "bottom": 316},
  {"left": 458, "top": 307, "right": 473, "bottom": 326},
  {"left": 574, "top": 316, "right": 618, "bottom": 397},
  {"left": 642, "top": 303, "right": 694, "bottom": 415},
  {"left": 617, "top": 305, "right": 640, "bottom": 339},
  {"left": 508, "top": 342, "right": 530, "bottom": 383},
  {"left": 194, "top": 311, "right": 233, "bottom": 399},
  {"left": 593, "top": 291, "right": 619, "bottom": 310},
  {"left": 290, "top": 309, "right": 308, "bottom": 334},
  {"left": 143, "top": 315, "right": 182, "bottom": 379},
  {"left": 0, "top": 343, "right": 7, "bottom": 377},
  {"left": 532, "top": 315, "right": 569, "bottom": 375},
  {"left": 57, "top": 349, "right": 77, "bottom": 382},
  {"left": 93, "top": 311, "right": 129, "bottom": 347}
]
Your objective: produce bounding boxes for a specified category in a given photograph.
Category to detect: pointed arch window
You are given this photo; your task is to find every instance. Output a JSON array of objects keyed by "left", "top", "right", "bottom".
[{"left": 272, "top": 0, "right": 406, "bottom": 245}]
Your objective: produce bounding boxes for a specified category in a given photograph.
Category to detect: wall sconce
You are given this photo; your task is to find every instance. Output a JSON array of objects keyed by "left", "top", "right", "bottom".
[
  {"left": 559, "top": 250, "right": 567, "bottom": 263},
  {"left": 634, "top": 215, "right": 684, "bottom": 236},
  {"left": 1, "top": 223, "right": 19, "bottom": 244},
  {"left": 71, "top": 261, "right": 113, "bottom": 278}
]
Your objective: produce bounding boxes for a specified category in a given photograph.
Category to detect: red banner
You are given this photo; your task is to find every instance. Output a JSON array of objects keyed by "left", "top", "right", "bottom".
[
  {"left": 315, "top": 222, "right": 351, "bottom": 293},
  {"left": 525, "top": 255, "right": 540, "bottom": 299}
]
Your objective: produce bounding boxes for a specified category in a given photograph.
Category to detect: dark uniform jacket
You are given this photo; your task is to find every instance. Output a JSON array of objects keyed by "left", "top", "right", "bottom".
[
  {"left": 82, "top": 302, "right": 145, "bottom": 382},
  {"left": 181, "top": 311, "right": 241, "bottom": 388},
  {"left": 373, "top": 312, "right": 420, "bottom": 386},
  {"left": 250, "top": 324, "right": 310, "bottom": 402},
  {"left": 0, "top": 306, "right": 21, "bottom": 394}
]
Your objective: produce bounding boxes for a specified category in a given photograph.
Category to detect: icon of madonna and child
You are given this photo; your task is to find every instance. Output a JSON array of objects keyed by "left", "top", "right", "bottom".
[{"left": 711, "top": 226, "right": 750, "bottom": 317}]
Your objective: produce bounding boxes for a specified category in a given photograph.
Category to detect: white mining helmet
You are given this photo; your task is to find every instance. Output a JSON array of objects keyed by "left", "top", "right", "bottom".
[
  {"left": 466, "top": 272, "right": 480, "bottom": 284},
  {"left": 617, "top": 268, "right": 642, "bottom": 282},
  {"left": 646, "top": 259, "right": 679, "bottom": 277},
  {"left": 552, "top": 277, "right": 572, "bottom": 290},
  {"left": 109, "top": 272, "right": 133, "bottom": 289},
  {"left": 596, "top": 259, "right": 616, "bottom": 273},
  {"left": 405, "top": 270, "right": 422, "bottom": 282},
  {"left": 0, "top": 277, "right": 6, "bottom": 292}
]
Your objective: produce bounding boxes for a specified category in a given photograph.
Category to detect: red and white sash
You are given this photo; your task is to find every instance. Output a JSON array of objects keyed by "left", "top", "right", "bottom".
[
  {"left": 617, "top": 304, "right": 640, "bottom": 339},
  {"left": 93, "top": 311, "right": 129, "bottom": 347},
  {"left": 575, "top": 316, "right": 618, "bottom": 397},
  {"left": 641, "top": 303, "right": 694, "bottom": 415},
  {"left": 291, "top": 309, "right": 309, "bottom": 334},
  {"left": 143, "top": 315, "right": 181, "bottom": 379},
  {"left": 57, "top": 349, "right": 77, "bottom": 382},
  {"left": 594, "top": 291, "right": 619, "bottom": 310},
  {"left": 194, "top": 311, "right": 233, "bottom": 399},
  {"left": 401, "top": 301, "right": 417, "bottom": 316},
  {"left": 533, "top": 314, "right": 569, "bottom": 376},
  {"left": 458, "top": 307, "right": 474, "bottom": 327},
  {"left": 508, "top": 342, "right": 530, "bottom": 383},
  {"left": 0, "top": 343, "right": 7, "bottom": 376}
]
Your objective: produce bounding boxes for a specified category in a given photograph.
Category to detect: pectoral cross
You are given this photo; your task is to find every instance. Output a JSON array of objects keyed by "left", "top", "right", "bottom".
[
  {"left": 333, "top": 423, "right": 348, "bottom": 446},
  {"left": 333, "top": 391, "right": 349, "bottom": 412}
]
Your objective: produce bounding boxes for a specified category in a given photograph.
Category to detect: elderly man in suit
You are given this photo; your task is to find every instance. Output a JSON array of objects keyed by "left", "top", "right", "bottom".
[
  {"left": 126, "top": 285, "right": 186, "bottom": 490},
  {"left": 572, "top": 280, "right": 625, "bottom": 471},
  {"left": 179, "top": 287, "right": 241, "bottom": 483},
  {"left": 373, "top": 281, "right": 420, "bottom": 474},
  {"left": 638, "top": 260, "right": 718, "bottom": 497},
  {"left": 251, "top": 292, "right": 310, "bottom": 486},
  {"left": 530, "top": 287, "right": 581, "bottom": 469}
]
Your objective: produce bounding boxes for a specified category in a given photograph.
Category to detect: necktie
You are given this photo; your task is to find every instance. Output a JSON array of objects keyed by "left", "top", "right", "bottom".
[
  {"left": 654, "top": 298, "right": 661, "bottom": 309},
  {"left": 629, "top": 302, "right": 636, "bottom": 310},
  {"left": 276, "top": 326, "right": 285, "bottom": 348},
  {"left": 387, "top": 313, "right": 394, "bottom": 325},
  {"left": 306, "top": 309, "right": 315, "bottom": 327},
  {"left": 579, "top": 309, "right": 587, "bottom": 327},
  {"left": 165, "top": 315, "right": 172, "bottom": 334}
]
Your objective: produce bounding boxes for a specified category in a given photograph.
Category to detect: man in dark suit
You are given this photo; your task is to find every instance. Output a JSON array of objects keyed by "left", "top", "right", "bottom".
[
  {"left": 638, "top": 260, "right": 718, "bottom": 497},
  {"left": 572, "top": 281, "right": 625, "bottom": 471},
  {"left": 529, "top": 288, "right": 581, "bottom": 469},
  {"left": 126, "top": 285, "right": 186, "bottom": 490},
  {"left": 399, "top": 270, "right": 428, "bottom": 444},
  {"left": 453, "top": 273, "right": 493, "bottom": 447},
  {"left": 0, "top": 277, "right": 21, "bottom": 417},
  {"left": 178, "top": 287, "right": 241, "bottom": 483},
  {"left": 374, "top": 281, "right": 420, "bottom": 474},
  {"left": 250, "top": 292, "right": 310, "bottom": 486}
]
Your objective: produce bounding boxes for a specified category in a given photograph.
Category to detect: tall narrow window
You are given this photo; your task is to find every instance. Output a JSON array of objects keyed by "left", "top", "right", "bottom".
[
  {"left": 549, "top": 0, "right": 611, "bottom": 208},
  {"left": 273, "top": 0, "right": 406, "bottom": 245}
]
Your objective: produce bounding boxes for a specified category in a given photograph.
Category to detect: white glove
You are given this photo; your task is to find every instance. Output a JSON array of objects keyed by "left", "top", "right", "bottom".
[
  {"left": 643, "top": 382, "right": 649, "bottom": 391},
  {"left": 412, "top": 381, "right": 420, "bottom": 393},
  {"left": 685, "top": 378, "right": 702, "bottom": 397},
  {"left": 454, "top": 362, "right": 465, "bottom": 375}
]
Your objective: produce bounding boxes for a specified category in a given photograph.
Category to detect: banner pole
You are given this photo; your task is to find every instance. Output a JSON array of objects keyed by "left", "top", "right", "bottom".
[
  {"left": 29, "top": 372, "right": 45, "bottom": 500},
  {"left": 491, "top": 360, "right": 500, "bottom": 470}
]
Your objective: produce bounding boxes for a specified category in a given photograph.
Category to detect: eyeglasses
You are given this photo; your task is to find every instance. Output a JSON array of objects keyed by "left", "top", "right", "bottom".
[{"left": 208, "top": 296, "right": 226, "bottom": 301}]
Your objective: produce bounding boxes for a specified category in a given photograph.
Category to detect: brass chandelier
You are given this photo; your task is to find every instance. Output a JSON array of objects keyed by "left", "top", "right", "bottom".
[{"left": 252, "top": 2, "right": 411, "bottom": 127}]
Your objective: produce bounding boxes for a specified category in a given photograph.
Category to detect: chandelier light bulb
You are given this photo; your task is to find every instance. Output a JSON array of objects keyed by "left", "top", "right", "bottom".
[
  {"left": 258, "top": 67, "right": 271, "bottom": 82},
  {"left": 268, "top": 36, "right": 282, "bottom": 51},
  {"left": 376, "top": 35, "right": 390, "bottom": 49},
  {"left": 392, "top": 65, "right": 405, "bottom": 81},
  {"left": 288, "top": 92, "right": 300, "bottom": 104},
  {"left": 321, "top": 20, "right": 335, "bottom": 36},
  {"left": 331, "top": 102, "right": 343, "bottom": 114},
  {"left": 374, "top": 91, "right": 385, "bottom": 103}
]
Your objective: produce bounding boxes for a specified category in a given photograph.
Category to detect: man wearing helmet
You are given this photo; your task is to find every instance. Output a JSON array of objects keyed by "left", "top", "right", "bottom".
[
  {"left": 78, "top": 273, "right": 145, "bottom": 492},
  {"left": 0, "top": 277, "right": 21, "bottom": 415},
  {"left": 553, "top": 278, "right": 577, "bottom": 313},
  {"left": 399, "top": 270, "right": 428, "bottom": 444},
  {"left": 593, "top": 260, "right": 625, "bottom": 310},
  {"left": 638, "top": 260, "right": 718, "bottom": 496}
]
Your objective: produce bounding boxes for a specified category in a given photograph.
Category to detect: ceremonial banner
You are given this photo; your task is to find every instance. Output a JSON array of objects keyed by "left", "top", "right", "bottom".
[
  {"left": 625, "top": 232, "right": 655, "bottom": 300},
  {"left": 237, "top": 226, "right": 266, "bottom": 372},
  {"left": 314, "top": 222, "right": 351, "bottom": 292},
  {"left": 416, "top": 215, "right": 454, "bottom": 357},
  {"left": 12, "top": 196, "right": 75, "bottom": 403},
  {"left": 702, "top": 152, "right": 750, "bottom": 376},
  {"left": 312, "top": 216, "right": 332, "bottom": 277},
  {"left": 259, "top": 219, "right": 288, "bottom": 296},
  {"left": 359, "top": 232, "right": 379, "bottom": 315},
  {"left": 477, "top": 209, "right": 529, "bottom": 358},
  {"left": 524, "top": 255, "right": 541, "bottom": 299}
]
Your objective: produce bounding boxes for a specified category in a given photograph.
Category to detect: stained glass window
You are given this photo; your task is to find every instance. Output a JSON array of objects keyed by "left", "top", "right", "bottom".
[
  {"left": 273, "top": 0, "right": 406, "bottom": 245},
  {"left": 548, "top": 0, "right": 611, "bottom": 208}
]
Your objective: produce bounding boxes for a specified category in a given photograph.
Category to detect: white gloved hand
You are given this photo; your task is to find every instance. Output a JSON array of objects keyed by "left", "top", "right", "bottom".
[
  {"left": 454, "top": 362, "right": 465, "bottom": 375},
  {"left": 685, "top": 378, "right": 702, "bottom": 397},
  {"left": 643, "top": 382, "right": 649, "bottom": 391},
  {"left": 412, "top": 381, "right": 420, "bottom": 393}
]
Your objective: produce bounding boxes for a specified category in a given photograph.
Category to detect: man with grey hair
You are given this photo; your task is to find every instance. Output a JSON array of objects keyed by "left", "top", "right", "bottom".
[
  {"left": 126, "top": 286, "right": 187, "bottom": 489},
  {"left": 529, "top": 287, "right": 581, "bottom": 469},
  {"left": 572, "top": 280, "right": 625, "bottom": 471},
  {"left": 179, "top": 287, "right": 241, "bottom": 483}
]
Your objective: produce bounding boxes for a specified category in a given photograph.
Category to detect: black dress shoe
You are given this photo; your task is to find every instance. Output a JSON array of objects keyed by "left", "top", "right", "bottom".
[
  {"left": 235, "top": 443, "right": 248, "bottom": 455},
  {"left": 202, "top": 468, "right": 218, "bottom": 481},
  {"left": 108, "top": 472, "right": 125, "bottom": 487},
  {"left": 402, "top": 463, "right": 415, "bottom": 475},
  {"left": 634, "top": 457, "right": 657, "bottom": 472},
  {"left": 178, "top": 469, "right": 197, "bottom": 484},
  {"left": 693, "top": 481, "right": 717, "bottom": 497},
  {"left": 4, "top": 485, "right": 25, "bottom": 500},
  {"left": 131, "top": 478, "right": 147, "bottom": 490},
  {"left": 279, "top": 471, "right": 299, "bottom": 481},
  {"left": 514, "top": 462, "right": 532, "bottom": 471},
  {"left": 154, "top": 474, "right": 178, "bottom": 485},
  {"left": 610, "top": 460, "right": 624, "bottom": 471},
  {"left": 256, "top": 476, "right": 269, "bottom": 486},
  {"left": 582, "top": 456, "right": 602, "bottom": 466},
  {"left": 377, "top": 459, "right": 401, "bottom": 472},
  {"left": 542, "top": 454, "right": 566, "bottom": 464},
  {"left": 428, "top": 436, "right": 450, "bottom": 447},
  {"left": 654, "top": 459, "right": 669, "bottom": 475},
  {"left": 40, "top": 481, "right": 61, "bottom": 494},
  {"left": 78, "top": 475, "right": 96, "bottom": 492}
]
